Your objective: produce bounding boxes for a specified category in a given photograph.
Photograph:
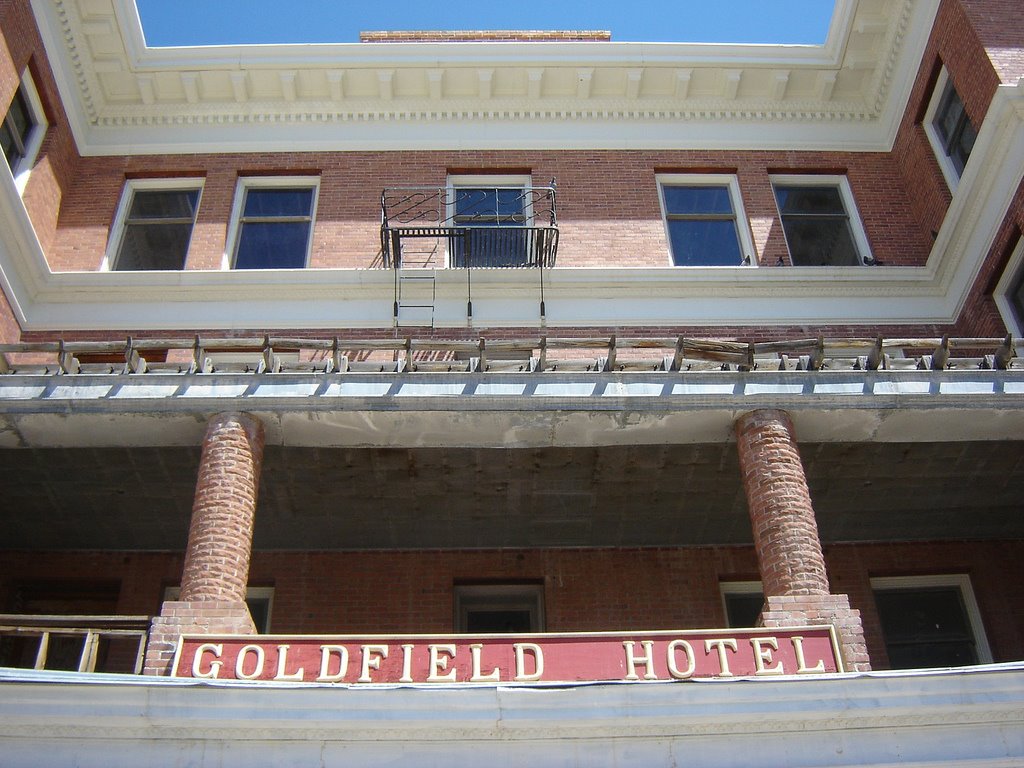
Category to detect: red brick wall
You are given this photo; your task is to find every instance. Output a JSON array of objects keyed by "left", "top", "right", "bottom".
[
  {"left": 4, "top": 540, "right": 1023, "bottom": 670},
  {"left": 49, "top": 149, "right": 931, "bottom": 273}
]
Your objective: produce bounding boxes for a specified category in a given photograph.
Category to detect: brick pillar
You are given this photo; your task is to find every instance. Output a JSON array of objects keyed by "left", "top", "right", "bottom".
[
  {"left": 735, "top": 409, "right": 870, "bottom": 671},
  {"left": 144, "top": 412, "right": 265, "bottom": 676}
]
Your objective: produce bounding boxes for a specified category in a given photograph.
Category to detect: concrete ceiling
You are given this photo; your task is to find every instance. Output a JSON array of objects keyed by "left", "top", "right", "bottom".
[{"left": 2, "top": 441, "right": 1022, "bottom": 551}]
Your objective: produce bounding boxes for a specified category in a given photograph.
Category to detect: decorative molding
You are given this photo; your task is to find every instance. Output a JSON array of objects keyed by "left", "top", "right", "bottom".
[{"left": 27, "top": 0, "right": 940, "bottom": 155}]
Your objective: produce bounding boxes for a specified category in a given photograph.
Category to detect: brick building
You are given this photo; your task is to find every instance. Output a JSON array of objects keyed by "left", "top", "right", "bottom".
[{"left": 1, "top": 0, "right": 1023, "bottom": 765}]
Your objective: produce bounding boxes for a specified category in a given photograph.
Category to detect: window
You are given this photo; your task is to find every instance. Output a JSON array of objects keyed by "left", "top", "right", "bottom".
[
  {"left": 104, "top": 180, "right": 202, "bottom": 271},
  {"left": 226, "top": 178, "right": 318, "bottom": 269},
  {"left": 657, "top": 174, "right": 754, "bottom": 267},
  {"left": 924, "top": 67, "right": 978, "bottom": 188},
  {"left": 720, "top": 581, "right": 764, "bottom": 628},
  {"left": 871, "top": 575, "right": 991, "bottom": 670},
  {"left": 994, "top": 236, "right": 1024, "bottom": 336},
  {"left": 164, "top": 586, "right": 274, "bottom": 633},
  {"left": 1, "top": 69, "right": 47, "bottom": 192},
  {"left": 447, "top": 174, "right": 531, "bottom": 268},
  {"left": 454, "top": 584, "right": 544, "bottom": 633},
  {"left": 772, "top": 175, "right": 872, "bottom": 266}
]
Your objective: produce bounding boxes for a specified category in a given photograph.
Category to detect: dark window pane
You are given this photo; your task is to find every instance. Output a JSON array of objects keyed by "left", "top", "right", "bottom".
[
  {"left": 935, "top": 86, "right": 966, "bottom": 146},
  {"left": 724, "top": 592, "right": 764, "bottom": 629},
  {"left": 6, "top": 89, "right": 32, "bottom": 144},
  {"left": 663, "top": 185, "right": 733, "bottom": 215},
  {"left": 1010, "top": 267, "right": 1024, "bottom": 330},
  {"left": 775, "top": 186, "right": 845, "bottom": 215},
  {"left": 246, "top": 597, "right": 271, "bottom": 634},
  {"left": 466, "top": 609, "right": 533, "bottom": 634},
  {"left": 781, "top": 217, "right": 859, "bottom": 266},
  {"left": 952, "top": 119, "right": 977, "bottom": 174},
  {"left": 243, "top": 187, "right": 314, "bottom": 217},
  {"left": 668, "top": 219, "right": 743, "bottom": 266},
  {"left": 115, "top": 222, "right": 194, "bottom": 270},
  {"left": 452, "top": 227, "right": 532, "bottom": 267},
  {"left": 0, "top": 123, "right": 16, "bottom": 165},
  {"left": 235, "top": 221, "right": 310, "bottom": 268},
  {"left": 875, "top": 586, "right": 978, "bottom": 670},
  {"left": 128, "top": 189, "right": 198, "bottom": 220}
]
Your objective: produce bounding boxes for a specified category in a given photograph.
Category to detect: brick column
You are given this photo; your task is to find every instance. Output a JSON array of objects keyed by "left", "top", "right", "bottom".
[
  {"left": 735, "top": 409, "right": 870, "bottom": 671},
  {"left": 144, "top": 412, "right": 265, "bottom": 675}
]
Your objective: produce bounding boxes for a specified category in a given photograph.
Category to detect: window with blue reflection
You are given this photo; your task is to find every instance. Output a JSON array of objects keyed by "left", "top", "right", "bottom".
[
  {"left": 233, "top": 186, "right": 315, "bottom": 269},
  {"left": 662, "top": 184, "right": 745, "bottom": 267},
  {"left": 451, "top": 186, "right": 530, "bottom": 267}
]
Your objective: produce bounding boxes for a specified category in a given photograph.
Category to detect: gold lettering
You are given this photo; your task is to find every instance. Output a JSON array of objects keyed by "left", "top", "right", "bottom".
[
  {"left": 622, "top": 640, "right": 658, "bottom": 680},
  {"left": 399, "top": 644, "right": 414, "bottom": 683},
  {"left": 427, "top": 644, "right": 457, "bottom": 682},
  {"left": 513, "top": 643, "right": 544, "bottom": 681},
  {"left": 704, "top": 638, "right": 738, "bottom": 677},
  {"left": 469, "top": 644, "right": 500, "bottom": 682},
  {"left": 792, "top": 636, "right": 826, "bottom": 673},
  {"left": 274, "top": 644, "right": 305, "bottom": 681},
  {"left": 191, "top": 643, "right": 223, "bottom": 679},
  {"left": 235, "top": 644, "right": 265, "bottom": 680},
  {"left": 358, "top": 644, "right": 389, "bottom": 682},
  {"left": 316, "top": 645, "right": 348, "bottom": 682},
  {"left": 666, "top": 639, "right": 695, "bottom": 679},
  {"left": 751, "top": 637, "right": 784, "bottom": 676}
]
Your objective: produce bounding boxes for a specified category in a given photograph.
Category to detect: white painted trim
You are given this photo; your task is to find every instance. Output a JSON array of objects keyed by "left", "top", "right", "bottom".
[
  {"left": 770, "top": 173, "right": 875, "bottom": 266},
  {"left": 656, "top": 173, "right": 756, "bottom": 267},
  {"left": 7, "top": 68, "right": 48, "bottom": 195},
  {"left": 994, "top": 236, "right": 1024, "bottom": 336},
  {"left": 1, "top": 662, "right": 1024, "bottom": 767},
  {"left": 25, "top": 0, "right": 943, "bottom": 156},
  {"left": 101, "top": 177, "right": 205, "bottom": 271},
  {"left": 924, "top": 67, "right": 963, "bottom": 191},
  {"left": 870, "top": 574, "right": 993, "bottom": 665},
  {"left": 224, "top": 176, "right": 320, "bottom": 270}
]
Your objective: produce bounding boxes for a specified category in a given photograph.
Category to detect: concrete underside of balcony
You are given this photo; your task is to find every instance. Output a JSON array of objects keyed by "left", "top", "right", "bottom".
[{"left": 1, "top": 368, "right": 1022, "bottom": 550}]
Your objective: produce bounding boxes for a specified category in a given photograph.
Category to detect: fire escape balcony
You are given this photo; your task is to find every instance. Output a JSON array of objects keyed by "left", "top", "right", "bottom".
[{"left": 380, "top": 184, "right": 558, "bottom": 269}]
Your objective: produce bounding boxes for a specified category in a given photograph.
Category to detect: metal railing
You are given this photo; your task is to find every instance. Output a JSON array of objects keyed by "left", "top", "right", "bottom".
[
  {"left": 0, "top": 334, "right": 1019, "bottom": 376},
  {"left": 0, "top": 614, "right": 149, "bottom": 674},
  {"left": 380, "top": 185, "right": 558, "bottom": 269}
]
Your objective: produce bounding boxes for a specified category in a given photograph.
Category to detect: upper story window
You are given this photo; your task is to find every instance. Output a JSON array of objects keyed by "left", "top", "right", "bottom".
[
  {"left": 447, "top": 174, "right": 533, "bottom": 268},
  {"left": 657, "top": 175, "right": 754, "bottom": 267},
  {"left": 871, "top": 575, "right": 991, "bottom": 670},
  {"left": 994, "top": 236, "right": 1024, "bottom": 336},
  {"left": 1, "top": 70, "right": 48, "bottom": 193},
  {"left": 226, "top": 177, "right": 318, "bottom": 269},
  {"left": 924, "top": 67, "right": 978, "bottom": 189},
  {"left": 454, "top": 583, "right": 545, "bottom": 633},
  {"left": 105, "top": 180, "right": 202, "bottom": 271},
  {"left": 772, "top": 175, "right": 873, "bottom": 267},
  {"left": 720, "top": 581, "right": 764, "bottom": 628}
]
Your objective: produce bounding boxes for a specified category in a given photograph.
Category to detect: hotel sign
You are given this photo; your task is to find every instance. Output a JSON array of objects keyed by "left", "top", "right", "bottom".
[{"left": 171, "top": 627, "right": 843, "bottom": 683}]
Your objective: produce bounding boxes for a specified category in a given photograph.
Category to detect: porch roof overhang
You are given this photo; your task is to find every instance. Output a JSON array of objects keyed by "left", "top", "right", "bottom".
[
  {"left": 0, "top": 663, "right": 1022, "bottom": 767},
  {"left": 2, "top": 367, "right": 1023, "bottom": 551}
]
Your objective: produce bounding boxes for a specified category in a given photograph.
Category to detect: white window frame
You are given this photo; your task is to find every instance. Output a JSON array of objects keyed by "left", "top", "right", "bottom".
[
  {"left": 223, "top": 176, "right": 320, "bottom": 270},
  {"left": 101, "top": 178, "right": 204, "bottom": 271},
  {"left": 993, "top": 236, "right": 1024, "bottom": 336},
  {"left": 870, "top": 574, "right": 992, "bottom": 664},
  {"left": 719, "top": 580, "right": 764, "bottom": 628},
  {"left": 164, "top": 586, "right": 274, "bottom": 633},
  {"left": 446, "top": 173, "right": 533, "bottom": 268},
  {"left": 923, "top": 67, "right": 970, "bottom": 191},
  {"left": 771, "top": 174, "right": 874, "bottom": 267},
  {"left": 656, "top": 173, "right": 756, "bottom": 268},
  {"left": 3, "top": 68, "right": 48, "bottom": 194},
  {"left": 453, "top": 583, "right": 545, "bottom": 633}
]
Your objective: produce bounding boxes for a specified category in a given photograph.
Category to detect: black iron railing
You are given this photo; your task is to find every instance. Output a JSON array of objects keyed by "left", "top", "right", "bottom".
[{"left": 381, "top": 185, "right": 558, "bottom": 269}]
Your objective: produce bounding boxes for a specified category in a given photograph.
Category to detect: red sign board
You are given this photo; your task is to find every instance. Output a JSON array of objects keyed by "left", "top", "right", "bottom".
[{"left": 172, "top": 627, "right": 842, "bottom": 684}]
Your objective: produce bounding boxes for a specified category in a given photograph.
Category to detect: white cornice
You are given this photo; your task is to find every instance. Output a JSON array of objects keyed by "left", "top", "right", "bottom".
[{"left": 28, "top": 0, "right": 939, "bottom": 154}]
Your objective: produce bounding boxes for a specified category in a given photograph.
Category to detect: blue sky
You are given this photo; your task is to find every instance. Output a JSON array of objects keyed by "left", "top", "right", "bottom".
[{"left": 136, "top": 1, "right": 836, "bottom": 46}]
